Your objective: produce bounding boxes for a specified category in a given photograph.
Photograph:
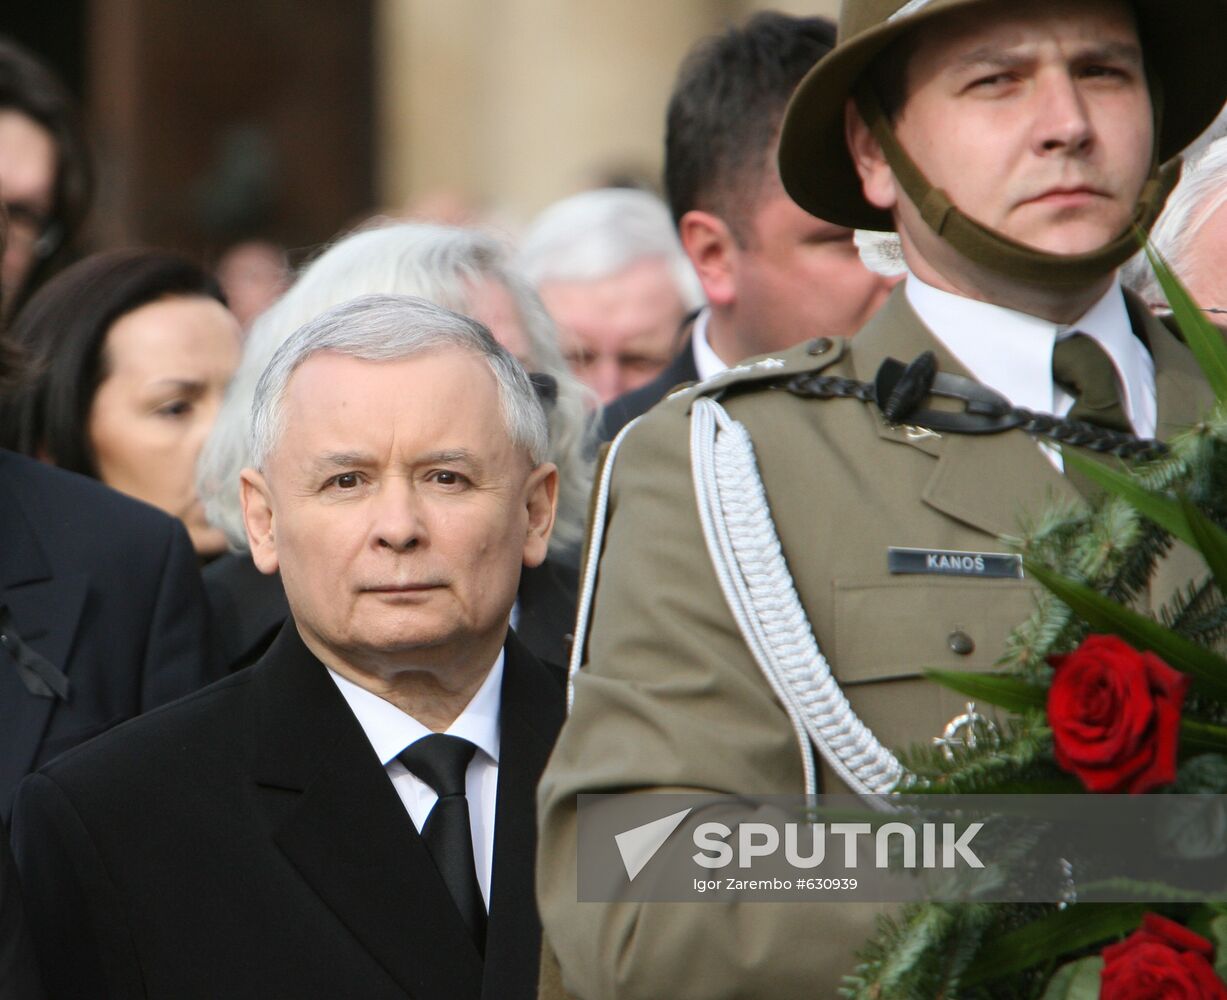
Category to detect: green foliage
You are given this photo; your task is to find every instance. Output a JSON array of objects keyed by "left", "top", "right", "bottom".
[
  {"left": 1025, "top": 563, "right": 1227, "bottom": 702},
  {"left": 1211, "top": 916, "right": 1227, "bottom": 982},
  {"left": 923, "top": 671, "right": 1046, "bottom": 713},
  {"left": 1172, "top": 754, "right": 1227, "bottom": 792},
  {"left": 1037, "top": 958, "right": 1103, "bottom": 1000},
  {"left": 1146, "top": 243, "right": 1227, "bottom": 403},
  {"left": 840, "top": 903, "right": 1019, "bottom": 999},
  {"left": 962, "top": 904, "right": 1144, "bottom": 987}
]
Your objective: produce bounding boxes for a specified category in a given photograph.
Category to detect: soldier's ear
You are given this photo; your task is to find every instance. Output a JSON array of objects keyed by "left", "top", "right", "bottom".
[
  {"left": 679, "top": 210, "right": 736, "bottom": 308},
  {"left": 846, "top": 97, "right": 898, "bottom": 213},
  {"left": 240, "top": 468, "right": 280, "bottom": 575}
]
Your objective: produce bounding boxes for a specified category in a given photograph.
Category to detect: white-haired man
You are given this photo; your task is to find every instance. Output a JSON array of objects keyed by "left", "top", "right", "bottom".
[
  {"left": 1126, "top": 135, "right": 1227, "bottom": 316},
  {"left": 13, "top": 295, "right": 563, "bottom": 1000},
  {"left": 520, "top": 188, "right": 704, "bottom": 404}
]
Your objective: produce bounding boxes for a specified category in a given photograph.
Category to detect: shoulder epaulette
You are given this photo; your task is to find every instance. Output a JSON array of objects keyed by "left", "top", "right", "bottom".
[{"left": 670, "top": 336, "right": 849, "bottom": 409}]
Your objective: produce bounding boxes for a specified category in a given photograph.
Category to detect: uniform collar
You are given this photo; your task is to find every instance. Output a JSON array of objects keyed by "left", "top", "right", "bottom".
[{"left": 905, "top": 273, "right": 1155, "bottom": 437}]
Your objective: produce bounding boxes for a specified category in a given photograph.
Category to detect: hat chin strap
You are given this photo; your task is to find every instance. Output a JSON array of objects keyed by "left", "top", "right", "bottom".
[{"left": 854, "top": 84, "right": 1181, "bottom": 289}]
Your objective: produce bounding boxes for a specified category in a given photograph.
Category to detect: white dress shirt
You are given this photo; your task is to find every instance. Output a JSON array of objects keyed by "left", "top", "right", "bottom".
[
  {"left": 690, "top": 308, "right": 727, "bottom": 382},
  {"left": 906, "top": 273, "right": 1156, "bottom": 468},
  {"left": 327, "top": 653, "right": 504, "bottom": 909}
]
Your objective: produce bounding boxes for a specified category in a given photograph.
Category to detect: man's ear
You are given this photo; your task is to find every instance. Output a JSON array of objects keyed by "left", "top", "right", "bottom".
[
  {"left": 521, "top": 462, "right": 558, "bottom": 570},
  {"left": 240, "top": 468, "right": 280, "bottom": 575},
  {"left": 845, "top": 97, "right": 898, "bottom": 213},
  {"left": 679, "top": 210, "right": 737, "bottom": 308}
]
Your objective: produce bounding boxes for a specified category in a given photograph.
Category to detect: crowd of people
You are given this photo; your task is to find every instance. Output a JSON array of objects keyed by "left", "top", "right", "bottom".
[{"left": 2, "top": 0, "right": 1227, "bottom": 996}]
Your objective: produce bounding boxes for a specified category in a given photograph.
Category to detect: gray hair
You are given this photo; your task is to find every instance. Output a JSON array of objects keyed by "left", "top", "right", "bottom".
[
  {"left": 250, "top": 294, "right": 548, "bottom": 474},
  {"left": 1124, "top": 136, "right": 1227, "bottom": 307},
  {"left": 198, "top": 222, "right": 594, "bottom": 554},
  {"left": 518, "top": 188, "right": 705, "bottom": 309}
]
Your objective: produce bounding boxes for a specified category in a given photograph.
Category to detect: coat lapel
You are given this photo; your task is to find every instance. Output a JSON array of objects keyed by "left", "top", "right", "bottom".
[
  {"left": 849, "top": 290, "right": 1079, "bottom": 537},
  {"left": 482, "top": 631, "right": 565, "bottom": 1000},
  {"left": 0, "top": 469, "right": 88, "bottom": 793},
  {"left": 253, "top": 625, "right": 484, "bottom": 1000}
]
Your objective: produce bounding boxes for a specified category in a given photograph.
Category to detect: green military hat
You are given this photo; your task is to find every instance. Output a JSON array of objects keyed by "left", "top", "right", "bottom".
[{"left": 779, "top": 0, "right": 1227, "bottom": 234}]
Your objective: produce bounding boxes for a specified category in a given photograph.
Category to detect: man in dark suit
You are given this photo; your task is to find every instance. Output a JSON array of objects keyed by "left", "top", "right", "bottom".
[
  {"left": 600, "top": 12, "right": 897, "bottom": 442},
  {"left": 12, "top": 294, "right": 564, "bottom": 999}
]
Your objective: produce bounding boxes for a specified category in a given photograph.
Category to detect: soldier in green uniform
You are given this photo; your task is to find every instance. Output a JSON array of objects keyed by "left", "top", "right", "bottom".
[{"left": 537, "top": 0, "right": 1227, "bottom": 997}]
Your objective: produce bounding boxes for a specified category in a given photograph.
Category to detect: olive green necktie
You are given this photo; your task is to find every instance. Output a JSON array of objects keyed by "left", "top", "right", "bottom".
[{"left": 1051, "top": 333, "right": 1130, "bottom": 433}]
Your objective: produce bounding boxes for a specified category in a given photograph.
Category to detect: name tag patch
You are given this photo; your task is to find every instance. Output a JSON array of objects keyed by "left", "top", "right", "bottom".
[{"left": 887, "top": 547, "right": 1024, "bottom": 579}]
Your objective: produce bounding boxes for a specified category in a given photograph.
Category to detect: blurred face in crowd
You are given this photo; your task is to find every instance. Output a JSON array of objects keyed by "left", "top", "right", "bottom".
[
  {"left": 468, "top": 277, "right": 534, "bottom": 366},
  {"left": 730, "top": 170, "right": 896, "bottom": 350},
  {"left": 0, "top": 109, "right": 58, "bottom": 306},
  {"left": 241, "top": 348, "right": 557, "bottom": 682},
  {"left": 851, "top": 0, "right": 1152, "bottom": 290},
  {"left": 89, "top": 295, "right": 242, "bottom": 556},
  {"left": 538, "top": 257, "right": 686, "bottom": 404},
  {"left": 215, "top": 240, "right": 290, "bottom": 331}
]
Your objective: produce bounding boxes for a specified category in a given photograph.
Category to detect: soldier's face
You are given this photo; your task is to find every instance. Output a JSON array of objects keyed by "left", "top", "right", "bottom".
[{"left": 866, "top": 0, "right": 1153, "bottom": 258}]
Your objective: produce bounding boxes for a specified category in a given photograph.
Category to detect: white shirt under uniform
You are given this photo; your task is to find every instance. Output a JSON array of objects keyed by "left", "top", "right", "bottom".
[
  {"left": 327, "top": 653, "right": 504, "bottom": 909},
  {"left": 906, "top": 273, "right": 1156, "bottom": 468}
]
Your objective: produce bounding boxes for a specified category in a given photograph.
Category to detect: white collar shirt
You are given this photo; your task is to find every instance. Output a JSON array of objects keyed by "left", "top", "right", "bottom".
[
  {"left": 327, "top": 651, "right": 504, "bottom": 909},
  {"left": 905, "top": 273, "right": 1155, "bottom": 468},
  {"left": 690, "top": 308, "right": 727, "bottom": 382}
]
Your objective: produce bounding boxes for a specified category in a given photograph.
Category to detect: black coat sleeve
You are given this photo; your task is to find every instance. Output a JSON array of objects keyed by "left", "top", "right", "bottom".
[
  {"left": 10, "top": 774, "right": 142, "bottom": 999},
  {"left": 139, "top": 519, "right": 211, "bottom": 709},
  {"left": 0, "top": 819, "right": 43, "bottom": 1000}
]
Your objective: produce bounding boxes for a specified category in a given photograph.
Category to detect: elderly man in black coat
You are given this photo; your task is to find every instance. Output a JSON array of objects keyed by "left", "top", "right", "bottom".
[{"left": 12, "top": 295, "right": 565, "bottom": 1000}]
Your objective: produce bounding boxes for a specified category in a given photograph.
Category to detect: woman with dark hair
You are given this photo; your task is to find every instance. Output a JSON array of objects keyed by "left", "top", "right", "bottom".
[{"left": 0, "top": 248, "right": 241, "bottom": 557}]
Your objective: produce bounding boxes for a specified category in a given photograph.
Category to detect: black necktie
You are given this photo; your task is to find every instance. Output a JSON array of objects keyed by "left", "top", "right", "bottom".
[
  {"left": 1052, "top": 333, "right": 1130, "bottom": 432},
  {"left": 398, "top": 734, "right": 486, "bottom": 952}
]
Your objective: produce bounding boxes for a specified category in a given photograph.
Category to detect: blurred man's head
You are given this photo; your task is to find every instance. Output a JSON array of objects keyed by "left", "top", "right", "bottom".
[
  {"left": 1125, "top": 136, "right": 1227, "bottom": 314},
  {"left": 666, "top": 12, "right": 896, "bottom": 361},
  {"left": 520, "top": 188, "right": 703, "bottom": 404},
  {"left": 241, "top": 294, "right": 558, "bottom": 684},
  {"left": 0, "top": 37, "right": 91, "bottom": 317}
]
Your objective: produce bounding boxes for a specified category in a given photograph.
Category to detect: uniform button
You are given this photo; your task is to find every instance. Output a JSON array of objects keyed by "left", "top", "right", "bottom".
[
  {"left": 806, "top": 337, "right": 833, "bottom": 356},
  {"left": 947, "top": 631, "right": 975, "bottom": 656}
]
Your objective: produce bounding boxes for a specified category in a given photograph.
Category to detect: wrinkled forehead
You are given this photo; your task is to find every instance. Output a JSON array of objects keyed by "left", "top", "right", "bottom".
[
  {"left": 899, "top": 0, "right": 1142, "bottom": 77},
  {"left": 270, "top": 347, "right": 525, "bottom": 465}
]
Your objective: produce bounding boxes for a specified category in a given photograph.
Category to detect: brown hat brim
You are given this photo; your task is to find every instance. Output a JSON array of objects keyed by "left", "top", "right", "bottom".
[{"left": 779, "top": 0, "right": 1227, "bottom": 231}]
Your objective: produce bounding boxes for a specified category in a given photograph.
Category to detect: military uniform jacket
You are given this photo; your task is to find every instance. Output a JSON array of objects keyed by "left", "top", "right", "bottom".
[{"left": 535, "top": 286, "right": 1212, "bottom": 1000}]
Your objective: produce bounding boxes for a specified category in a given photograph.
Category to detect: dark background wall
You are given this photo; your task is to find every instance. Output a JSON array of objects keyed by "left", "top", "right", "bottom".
[{"left": 1, "top": 0, "right": 374, "bottom": 264}]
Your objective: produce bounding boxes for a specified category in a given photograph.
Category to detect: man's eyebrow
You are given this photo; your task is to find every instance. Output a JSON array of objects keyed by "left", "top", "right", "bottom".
[
  {"left": 419, "top": 449, "right": 482, "bottom": 469},
  {"left": 311, "top": 451, "right": 379, "bottom": 470},
  {"left": 950, "top": 41, "right": 1143, "bottom": 72}
]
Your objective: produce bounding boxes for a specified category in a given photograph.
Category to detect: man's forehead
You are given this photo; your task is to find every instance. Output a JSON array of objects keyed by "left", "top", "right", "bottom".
[
  {"left": 282, "top": 345, "right": 490, "bottom": 402},
  {"left": 270, "top": 346, "right": 515, "bottom": 465},
  {"left": 904, "top": 0, "right": 1140, "bottom": 56}
]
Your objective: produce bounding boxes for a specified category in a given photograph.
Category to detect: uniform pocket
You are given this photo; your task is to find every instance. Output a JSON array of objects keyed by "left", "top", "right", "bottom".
[{"left": 832, "top": 576, "right": 1035, "bottom": 685}]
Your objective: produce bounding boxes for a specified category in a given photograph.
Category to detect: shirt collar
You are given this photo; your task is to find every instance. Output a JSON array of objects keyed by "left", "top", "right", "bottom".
[
  {"left": 690, "top": 308, "right": 726, "bottom": 382},
  {"left": 327, "top": 650, "right": 504, "bottom": 766},
  {"left": 904, "top": 272, "right": 1155, "bottom": 437}
]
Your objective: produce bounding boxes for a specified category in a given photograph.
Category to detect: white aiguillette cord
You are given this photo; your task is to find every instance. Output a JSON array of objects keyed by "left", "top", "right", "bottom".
[{"left": 689, "top": 397, "right": 905, "bottom": 801}]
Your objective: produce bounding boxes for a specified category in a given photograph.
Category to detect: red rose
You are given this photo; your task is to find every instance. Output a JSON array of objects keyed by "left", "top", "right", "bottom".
[
  {"left": 1101, "top": 913, "right": 1227, "bottom": 999},
  {"left": 1047, "top": 634, "right": 1188, "bottom": 793}
]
